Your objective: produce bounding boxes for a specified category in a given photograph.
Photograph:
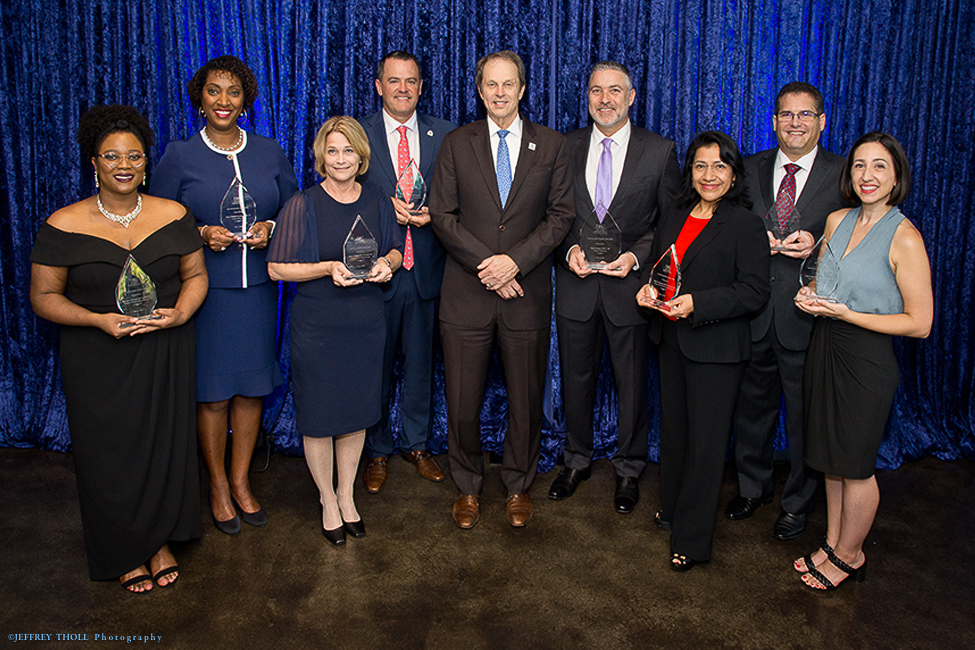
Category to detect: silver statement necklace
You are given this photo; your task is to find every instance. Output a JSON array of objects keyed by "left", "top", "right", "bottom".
[
  {"left": 201, "top": 126, "right": 245, "bottom": 154},
  {"left": 97, "top": 193, "right": 143, "bottom": 228}
]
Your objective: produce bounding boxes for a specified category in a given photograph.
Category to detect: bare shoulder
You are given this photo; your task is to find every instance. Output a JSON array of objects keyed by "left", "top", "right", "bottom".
[
  {"left": 142, "top": 195, "right": 189, "bottom": 225},
  {"left": 824, "top": 207, "right": 854, "bottom": 238},
  {"left": 46, "top": 199, "right": 93, "bottom": 231},
  {"left": 891, "top": 217, "right": 928, "bottom": 258}
]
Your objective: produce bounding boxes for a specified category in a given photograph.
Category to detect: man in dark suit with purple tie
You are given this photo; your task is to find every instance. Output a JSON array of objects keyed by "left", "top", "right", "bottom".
[
  {"left": 549, "top": 61, "right": 679, "bottom": 513},
  {"left": 727, "top": 82, "right": 847, "bottom": 540},
  {"left": 359, "top": 51, "right": 456, "bottom": 493},
  {"left": 430, "top": 50, "right": 574, "bottom": 529}
]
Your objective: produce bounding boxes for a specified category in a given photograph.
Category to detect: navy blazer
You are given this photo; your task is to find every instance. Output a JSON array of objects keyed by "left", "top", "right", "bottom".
[
  {"left": 359, "top": 111, "right": 456, "bottom": 301},
  {"left": 646, "top": 201, "right": 771, "bottom": 364},
  {"left": 744, "top": 146, "right": 846, "bottom": 349},
  {"left": 556, "top": 125, "right": 680, "bottom": 327}
]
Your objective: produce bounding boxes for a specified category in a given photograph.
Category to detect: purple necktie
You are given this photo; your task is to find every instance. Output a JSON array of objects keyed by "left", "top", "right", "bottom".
[
  {"left": 594, "top": 137, "right": 613, "bottom": 222},
  {"left": 775, "top": 163, "right": 801, "bottom": 232}
]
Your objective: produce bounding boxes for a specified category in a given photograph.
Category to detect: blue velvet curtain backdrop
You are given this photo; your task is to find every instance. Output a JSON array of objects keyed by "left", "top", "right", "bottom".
[{"left": 2, "top": 0, "right": 973, "bottom": 472}]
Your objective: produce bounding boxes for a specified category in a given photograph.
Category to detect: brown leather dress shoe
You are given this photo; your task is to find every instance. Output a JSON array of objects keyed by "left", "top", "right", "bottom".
[
  {"left": 364, "top": 457, "right": 387, "bottom": 494},
  {"left": 506, "top": 493, "right": 533, "bottom": 527},
  {"left": 453, "top": 494, "right": 480, "bottom": 529},
  {"left": 402, "top": 450, "right": 445, "bottom": 482}
]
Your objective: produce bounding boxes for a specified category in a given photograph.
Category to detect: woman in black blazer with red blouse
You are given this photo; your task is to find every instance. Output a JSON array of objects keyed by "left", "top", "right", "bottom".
[{"left": 638, "top": 131, "right": 770, "bottom": 571}]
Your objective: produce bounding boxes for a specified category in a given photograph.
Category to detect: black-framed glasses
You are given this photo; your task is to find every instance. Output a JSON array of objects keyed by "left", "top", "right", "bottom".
[
  {"left": 776, "top": 111, "right": 821, "bottom": 123},
  {"left": 97, "top": 151, "right": 147, "bottom": 168}
]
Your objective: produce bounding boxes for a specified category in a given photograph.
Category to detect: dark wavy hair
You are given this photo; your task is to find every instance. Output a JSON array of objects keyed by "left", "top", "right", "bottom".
[
  {"left": 186, "top": 55, "right": 259, "bottom": 112},
  {"left": 672, "top": 130, "right": 750, "bottom": 209},
  {"left": 840, "top": 131, "right": 911, "bottom": 207},
  {"left": 77, "top": 105, "right": 155, "bottom": 159}
]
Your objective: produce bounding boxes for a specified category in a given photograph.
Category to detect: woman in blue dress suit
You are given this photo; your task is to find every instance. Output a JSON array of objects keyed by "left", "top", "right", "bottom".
[{"left": 152, "top": 56, "right": 299, "bottom": 535}]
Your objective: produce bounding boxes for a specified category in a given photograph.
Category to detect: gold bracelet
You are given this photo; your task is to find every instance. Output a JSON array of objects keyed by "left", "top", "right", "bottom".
[{"left": 199, "top": 225, "right": 209, "bottom": 242}]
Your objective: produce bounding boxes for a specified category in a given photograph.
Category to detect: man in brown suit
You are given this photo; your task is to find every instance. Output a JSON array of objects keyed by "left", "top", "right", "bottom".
[{"left": 429, "top": 50, "right": 574, "bottom": 529}]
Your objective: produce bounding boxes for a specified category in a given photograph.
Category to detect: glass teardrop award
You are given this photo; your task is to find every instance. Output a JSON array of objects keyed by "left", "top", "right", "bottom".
[
  {"left": 395, "top": 159, "right": 427, "bottom": 216},
  {"left": 798, "top": 236, "right": 840, "bottom": 303},
  {"left": 580, "top": 207, "right": 622, "bottom": 270},
  {"left": 764, "top": 202, "right": 801, "bottom": 251},
  {"left": 343, "top": 215, "right": 379, "bottom": 279},
  {"left": 645, "top": 244, "right": 681, "bottom": 311},
  {"left": 219, "top": 177, "right": 258, "bottom": 240},
  {"left": 116, "top": 255, "right": 161, "bottom": 327}
]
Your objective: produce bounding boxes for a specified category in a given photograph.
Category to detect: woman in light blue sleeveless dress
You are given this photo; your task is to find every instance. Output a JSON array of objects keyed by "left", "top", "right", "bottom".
[{"left": 792, "top": 133, "right": 933, "bottom": 591}]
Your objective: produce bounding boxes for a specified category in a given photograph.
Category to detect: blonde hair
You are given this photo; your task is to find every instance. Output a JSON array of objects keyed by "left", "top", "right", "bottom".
[{"left": 313, "top": 116, "right": 371, "bottom": 178}]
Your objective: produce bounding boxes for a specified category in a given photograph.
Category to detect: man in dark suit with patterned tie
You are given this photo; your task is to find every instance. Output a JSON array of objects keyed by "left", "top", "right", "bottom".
[
  {"left": 359, "top": 51, "right": 456, "bottom": 493},
  {"left": 549, "top": 61, "right": 679, "bottom": 513},
  {"left": 430, "top": 50, "right": 574, "bottom": 529},
  {"left": 726, "top": 82, "right": 847, "bottom": 539}
]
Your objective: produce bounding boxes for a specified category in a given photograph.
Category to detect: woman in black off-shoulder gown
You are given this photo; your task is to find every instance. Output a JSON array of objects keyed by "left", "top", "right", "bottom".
[{"left": 30, "top": 106, "right": 208, "bottom": 593}]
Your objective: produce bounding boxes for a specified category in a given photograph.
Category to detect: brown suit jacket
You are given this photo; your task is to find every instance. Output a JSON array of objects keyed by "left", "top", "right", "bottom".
[{"left": 429, "top": 116, "right": 575, "bottom": 330}]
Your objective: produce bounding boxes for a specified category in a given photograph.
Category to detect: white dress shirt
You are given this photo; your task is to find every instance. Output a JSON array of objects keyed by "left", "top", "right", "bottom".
[
  {"left": 585, "top": 120, "right": 631, "bottom": 206},
  {"left": 773, "top": 146, "right": 820, "bottom": 206},
  {"left": 487, "top": 114, "right": 523, "bottom": 180},
  {"left": 382, "top": 109, "right": 420, "bottom": 172}
]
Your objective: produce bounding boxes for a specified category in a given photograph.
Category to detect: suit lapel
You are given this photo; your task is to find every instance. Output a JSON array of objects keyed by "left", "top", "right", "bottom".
[
  {"left": 680, "top": 202, "right": 731, "bottom": 271},
  {"left": 574, "top": 127, "right": 594, "bottom": 213},
  {"left": 795, "top": 146, "right": 830, "bottom": 217},
  {"left": 609, "top": 128, "right": 645, "bottom": 213},
  {"left": 416, "top": 113, "right": 437, "bottom": 180},
  {"left": 470, "top": 121, "right": 504, "bottom": 212},
  {"left": 365, "top": 114, "right": 398, "bottom": 190},
  {"left": 504, "top": 118, "right": 536, "bottom": 218},
  {"left": 758, "top": 150, "right": 776, "bottom": 213}
]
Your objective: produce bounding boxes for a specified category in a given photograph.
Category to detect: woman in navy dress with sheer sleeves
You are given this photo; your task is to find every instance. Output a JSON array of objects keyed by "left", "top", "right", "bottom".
[{"left": 268, "top": 116, "right": 401, "bottom": 545}]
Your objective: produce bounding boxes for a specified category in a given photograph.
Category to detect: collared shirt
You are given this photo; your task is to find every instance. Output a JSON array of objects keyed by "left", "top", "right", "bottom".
[
  {"left": 773, "top": 145, "right": 820, "bottom": 204},
  {"left": 585, "top": 120, "right": 631, "bottom": 207},
  {"left": 487, "top": 114, "right": 523, "bottom": 180},
  {"left": 382, "top": 109, "right": 420, "bottom": 173}
]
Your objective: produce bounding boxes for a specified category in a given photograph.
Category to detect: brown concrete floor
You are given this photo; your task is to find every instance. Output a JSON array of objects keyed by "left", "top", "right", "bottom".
[{"left": 1, "top": 447, "right": 973, "bottom": 649}]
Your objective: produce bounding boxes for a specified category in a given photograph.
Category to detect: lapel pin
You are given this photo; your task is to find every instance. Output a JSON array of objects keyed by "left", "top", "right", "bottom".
[
  {"left": 427, "top": 130, "right": 434, "bottom": 137},
  {"left": 528, "top": 142, "right": 536, "bottom": 151}
]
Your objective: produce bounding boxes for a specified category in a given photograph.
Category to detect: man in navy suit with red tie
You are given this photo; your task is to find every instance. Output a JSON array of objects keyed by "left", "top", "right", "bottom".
[
  {"left": 727, "top": 82, "right": 846, "bottom": 539},
  {"left": 359, "top": 51, "right": 456, "bottom": 493}
]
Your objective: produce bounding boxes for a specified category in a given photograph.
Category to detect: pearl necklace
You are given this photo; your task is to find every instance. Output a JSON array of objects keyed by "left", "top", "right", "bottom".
[
  {"left": 97, "top": 193, "right": 143, "bottom": 228},
  {"left": 201, "top": 126, "right": 244, "bottom": 153}
]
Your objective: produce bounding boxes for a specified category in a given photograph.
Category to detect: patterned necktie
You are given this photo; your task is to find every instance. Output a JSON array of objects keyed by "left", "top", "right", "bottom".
[
  {"left": 594, "top": 137, "right": 613, "bottom": 222},
  {"left": 774, "top": 163, "right": 801, "bottom": 232},
  {"left": 396, "top": 125, "right": 414, "bottom": 271},
  {"left": 497, "top": 129, "right": 512, "bottom": 207}
]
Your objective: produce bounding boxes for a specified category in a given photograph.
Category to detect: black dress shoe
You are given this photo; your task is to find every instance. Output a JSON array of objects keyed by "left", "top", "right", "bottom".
[
  {"left": 322, "top": 526, "right": 346, "bottom": 545},
  {"left": 614, "top": 476, "right": 639, "bottom": 514},
  {"left": 724, "top": 494, "right": 773, "bottom": 520},
  {"left": 342, "top": 519, "right": 366, "bottom": 538},
  {"left": 548, "top": 466, "right": 591, "bottom": 500},
  {"left": 773, "top": 511, "right": 806, "bottom": 540}
]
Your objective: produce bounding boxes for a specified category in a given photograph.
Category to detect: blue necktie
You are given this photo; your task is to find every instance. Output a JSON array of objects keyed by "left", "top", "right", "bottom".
[{"left": 497, "top": 129, "right": 512, "bottom": 207}]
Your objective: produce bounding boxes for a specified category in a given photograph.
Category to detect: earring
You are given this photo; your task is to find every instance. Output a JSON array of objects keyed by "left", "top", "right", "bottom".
[
  {"left": 238, "top": 109, "right": 248, "bottom": 122},
  {"left": 199, "top": 107, "right": 205, "bottom": 118},
  {"left": 94, "top": 169, "right": 99, "bottom": 190}
]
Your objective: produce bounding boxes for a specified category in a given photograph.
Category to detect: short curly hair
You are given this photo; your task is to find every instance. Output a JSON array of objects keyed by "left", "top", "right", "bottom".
[
  {"left": 77, "top": 105, "right": 155, "bottom": 159},
  {"left": 187, "top": 55, "right": 259, "bottom": 112}
]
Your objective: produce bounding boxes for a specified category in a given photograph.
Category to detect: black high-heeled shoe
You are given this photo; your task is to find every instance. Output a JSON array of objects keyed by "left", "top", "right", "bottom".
[
  {"left": 232, "top": 497, "right": 268, "bottom": 528},
  {"left": 803, "top": 551, "right": 866, "bottom": 590},
  {"left": 342, "top": 519, "right": 366, "bottom": 538},
  {"left": 795, "top": 538, "right": 834, "bottom": 574},
  {"left": 322, "top": 526, "right": 346, "bottom": 546},
  {"left": 670, "top": 552, "right": 707, "bottom": 572},
  {"left": 209, "top": 495, "right": 241, "bottom": 536}
]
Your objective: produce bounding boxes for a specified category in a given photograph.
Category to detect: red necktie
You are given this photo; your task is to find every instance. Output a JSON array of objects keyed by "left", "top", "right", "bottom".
[
  {"left": 397, "top": 125, "right": 414, "bottom": 271},
  {"left": 774, "top": 163, "right": 801, "bottom": 232}
]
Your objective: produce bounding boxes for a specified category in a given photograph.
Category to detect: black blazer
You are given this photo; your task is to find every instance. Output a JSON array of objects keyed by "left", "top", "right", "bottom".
[
  {"left": 359, "top": 111, "right": 456, "bottom": 301},
  {"left": 744, "top": 146, "right": 846, "bottom": 349},
  {"left": 646, "top": 201, "right": 771, "bottom": 364},
  {"left": 555, "top": 125, "right": 680, "bottom": 327}
]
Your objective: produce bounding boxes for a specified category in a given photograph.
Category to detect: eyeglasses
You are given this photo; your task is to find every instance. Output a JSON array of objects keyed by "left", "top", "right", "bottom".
[
  {"left": 97, "top": 152, "right": 147, "bottom": 168},
  {"left": 776, "top": 111, "right": 821, "bottom": 123}
]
